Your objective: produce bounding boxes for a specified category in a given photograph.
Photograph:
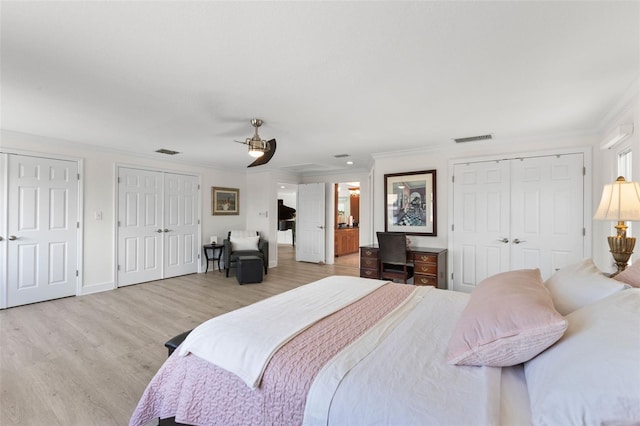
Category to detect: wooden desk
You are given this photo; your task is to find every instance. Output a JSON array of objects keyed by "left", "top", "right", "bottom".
[{"left": 360, "top": 245, "right": 447, "bottom": 289}]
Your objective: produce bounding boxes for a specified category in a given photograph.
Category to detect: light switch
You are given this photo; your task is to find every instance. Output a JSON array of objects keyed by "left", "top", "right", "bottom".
[{"left": 95, "top": 211, "right": 103, "bottom": 220}]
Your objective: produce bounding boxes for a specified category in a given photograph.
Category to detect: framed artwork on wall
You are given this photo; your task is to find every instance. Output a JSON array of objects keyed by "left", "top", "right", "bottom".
[
  {"left": 212, "top": 187, "right": 239, "bottom": 215},
  {"left": 384, "top": 169, "right": 437, "bottom": 236}
]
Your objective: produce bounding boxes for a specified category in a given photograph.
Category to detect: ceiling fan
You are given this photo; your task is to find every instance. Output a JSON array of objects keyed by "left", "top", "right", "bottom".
[{"left": 235, "top": 118, "right": 277, "bottom": 167}]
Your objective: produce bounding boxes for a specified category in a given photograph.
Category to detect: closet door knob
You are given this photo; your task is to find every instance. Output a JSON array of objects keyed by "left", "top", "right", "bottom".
[
  {"left": 512, "top": 238, "right": 526, "bottom": 244},
  {"left": 8, "top": 235, "right": 18, "bottom": 241},
  {"left": 498, "top": 238, "right": 509, "bottom": 243}
]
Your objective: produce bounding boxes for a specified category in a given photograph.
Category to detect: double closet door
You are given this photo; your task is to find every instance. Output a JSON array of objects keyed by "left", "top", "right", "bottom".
[
  {"left": 451, "top": 153, "right": 586, "bottom": 293},
  {"left": 1, "top": 153, "right": 79, "bottom": 308},
  {"left": 117, "top": 167, "right": 199, "bottom": 287}
]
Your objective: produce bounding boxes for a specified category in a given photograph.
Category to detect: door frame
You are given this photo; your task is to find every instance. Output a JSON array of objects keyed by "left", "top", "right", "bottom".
[
  {"left": 113, "top": 163, "right": 202, "bottom": 287},
  {"left": 0, "top": 148, "right": 84, "bottom": 308},
  {"left": 447, "top": 146, "right": 592, "bottom": 290}
]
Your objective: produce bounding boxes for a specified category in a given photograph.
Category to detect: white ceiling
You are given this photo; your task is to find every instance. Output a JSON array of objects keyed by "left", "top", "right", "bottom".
[{"left": 2, "top": 1, "right": 638, "bottom": 174}]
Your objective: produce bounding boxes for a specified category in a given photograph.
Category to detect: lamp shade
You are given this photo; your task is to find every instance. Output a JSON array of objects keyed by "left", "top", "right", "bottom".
[{"left": 594, "top": 177, "right": 640, "bottom": 221}]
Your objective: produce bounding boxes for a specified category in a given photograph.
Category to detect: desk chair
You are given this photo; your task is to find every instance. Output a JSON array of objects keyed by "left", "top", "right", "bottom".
[{"left": 376, "top": 232, "right": 414, "bottom": 284}]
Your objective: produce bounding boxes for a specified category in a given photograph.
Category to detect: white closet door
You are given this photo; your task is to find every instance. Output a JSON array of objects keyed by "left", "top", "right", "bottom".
[
  {"left": 452, "top": 161, "right": 511, "bottom": 293},
  {"left": 452, "top": 153, "right": 585, "bottom": 292},
  {"left": 117, "top": 168, "right": 163, "bottom": 286},
  {"left": 163, "top": 173, "right": 198, "bottom": 278},
  {"left": 5, "top": 154, "right": 78, "bottom": 307},
  {"left": 510, "top": 154, "right": 584, "bottom": 280}
]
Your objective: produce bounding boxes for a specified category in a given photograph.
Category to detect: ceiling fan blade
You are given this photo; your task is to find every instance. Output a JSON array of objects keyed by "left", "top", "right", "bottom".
[
  {"left": 234, "top": 140, "right": 248, "bottom": 145},
  {"left": 248, "top": 139, "right": 277, "bottom": 168}
]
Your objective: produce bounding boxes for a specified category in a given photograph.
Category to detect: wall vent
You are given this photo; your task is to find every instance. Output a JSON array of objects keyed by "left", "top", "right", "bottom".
[
  {"left": 155, "top": 148, "right": 181, "bottom": 155},
  {"left": 334, "top": 154, "right": 350, "bottom": 158},
  {"left": 454, "top": 134, "right": 493, "bottom": 143}
]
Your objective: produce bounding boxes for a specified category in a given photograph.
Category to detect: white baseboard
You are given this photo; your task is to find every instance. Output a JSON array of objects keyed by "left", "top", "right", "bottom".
[{"left": 80, "top": 281, "right": 116, "bottom": 296}]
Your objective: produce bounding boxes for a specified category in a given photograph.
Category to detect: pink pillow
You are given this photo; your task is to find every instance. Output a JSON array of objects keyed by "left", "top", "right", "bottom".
[
  {"left": 614, "top": 262, "right": 640, "bottom": 288},
  {"left": 447, "top": 269, "right": 568, "bottom": 367}
]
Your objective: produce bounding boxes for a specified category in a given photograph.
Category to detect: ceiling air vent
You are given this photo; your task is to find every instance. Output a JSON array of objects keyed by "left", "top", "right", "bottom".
[
  {"left": 334, "top": 154, "right": 350, "bottom": 158},
  {"left": 454, "top": 134, "right": 493, "bottom": 143},
  {"left": 155, "top": 149, "right": 181, "bottom": 155}
]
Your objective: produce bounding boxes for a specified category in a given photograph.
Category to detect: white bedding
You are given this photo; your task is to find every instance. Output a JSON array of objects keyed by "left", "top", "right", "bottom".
[
  {"left": 304, "top": 288, "right": 509, "bottom": 425},
  {"left": 178, "top": 275, "right": 387, "bottom": 388}
]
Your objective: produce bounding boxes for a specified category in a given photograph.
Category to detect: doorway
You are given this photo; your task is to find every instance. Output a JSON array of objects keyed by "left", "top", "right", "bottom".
[
  {"left": 334, "top": 182, "right": 360, "bottom": 267},
  {"left": 277, "top": 183, "right": 297, "bottom": 264}
]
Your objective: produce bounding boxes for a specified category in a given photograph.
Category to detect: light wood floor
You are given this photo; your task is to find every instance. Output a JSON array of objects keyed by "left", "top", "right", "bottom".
[{"left": 0, "top": 245, "right": 359, "bottom": 426}]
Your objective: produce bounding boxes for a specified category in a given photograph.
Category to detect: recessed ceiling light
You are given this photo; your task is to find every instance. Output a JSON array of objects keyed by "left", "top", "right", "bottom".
[
  {"left": 280, "top": 186, "right": 285, "bottom": 189},
  {"left": 346, "top": 161, "right": 354, "bottom": 165}
]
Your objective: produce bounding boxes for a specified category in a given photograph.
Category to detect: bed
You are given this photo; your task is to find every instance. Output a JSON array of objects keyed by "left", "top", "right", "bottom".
[{"left": 130, "top": 261, "right": 640, "bottom": 426}]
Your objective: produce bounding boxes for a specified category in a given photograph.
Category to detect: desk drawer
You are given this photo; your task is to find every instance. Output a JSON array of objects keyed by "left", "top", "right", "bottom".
[
  {"left": 360, "top": 268, "right": 379, "bottom": 279},
  {"left": 360, "top": 248, "right": 378, "bottom": 259},
  {"left": 360, "top": 257, "right": 378, "bottom": 269},
  {"left": 415, "top": 253, "right": 437, "bottom": 263},
  {"left": 414, "top": 262, "right": 437, "bottom": 275},
  {"left": 415, "top": 275, "right": 437, "bottom": 286}
]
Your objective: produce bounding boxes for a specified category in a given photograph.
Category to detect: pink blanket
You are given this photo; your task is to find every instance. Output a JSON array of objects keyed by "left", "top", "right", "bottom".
[{"left": 130, "top": 283, "right": 413, "bottom": 426}]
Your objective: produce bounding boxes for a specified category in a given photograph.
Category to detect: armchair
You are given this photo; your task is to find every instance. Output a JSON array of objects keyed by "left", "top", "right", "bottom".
[{"left": 223, "top": 230, "right": 269, "bottom": 277}]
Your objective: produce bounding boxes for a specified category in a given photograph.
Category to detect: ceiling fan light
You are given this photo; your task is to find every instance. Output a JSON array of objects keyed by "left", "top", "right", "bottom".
[{"left": 248, "top": 147, "right": 265, "bottom": 158}]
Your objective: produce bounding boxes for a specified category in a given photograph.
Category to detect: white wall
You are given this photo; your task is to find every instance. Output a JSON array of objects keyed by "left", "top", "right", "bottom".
[
  {"left": 371, "top": 134, "right": 598, "bottom": 273},
  {"left": 592, "top": 81, "right": 640, "bottom": 271},
  {"left": 1, "top": 130, "right": 248, "bottom": 294}
]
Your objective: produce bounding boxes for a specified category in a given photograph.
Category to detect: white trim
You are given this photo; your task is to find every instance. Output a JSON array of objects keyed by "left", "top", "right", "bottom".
[
  {"left": 447, "top": 146, "right": 592, "bottom": 289},
  {"left": 79, "top": 281, "right": 115, "bottom": 296},
  {"left": 0, "top": 154, "right": 7, "bottom": 309}
]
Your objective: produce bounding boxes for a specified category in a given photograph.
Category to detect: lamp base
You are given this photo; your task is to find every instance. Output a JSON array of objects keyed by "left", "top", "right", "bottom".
[{"left": 607, "top": 235, "right": 636, "bottom": 276}]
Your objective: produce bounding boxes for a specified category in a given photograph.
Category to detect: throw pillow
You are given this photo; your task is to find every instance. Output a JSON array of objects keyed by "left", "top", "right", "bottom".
[
  {"left": 613, "top": 261, "right": 640, "bottom": 288},
  {"left": 447, "top": 269, "right": 567, "bottom": 367},
  {"left": 230, "top": 235, "right": 259, "bottom": 251}
]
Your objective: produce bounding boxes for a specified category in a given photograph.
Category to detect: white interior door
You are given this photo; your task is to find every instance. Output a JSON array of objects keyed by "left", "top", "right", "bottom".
[
  {"left": 163, "top": 173, "right": 199, "bottom": 278},
  {"left": 5, "top": 154, "right": 78, "bottom": 307},
  {"left": 452, "top": 153, "right": 585, "bottom": 292},
  {"left": 510, "top": 154, "right": 584, "bottom": 279},
  {"left": 117, "top": 168, "right": 163, "bottom": 286},
  {"left": 296, "top": 183, "right": 325, "bottom": 263},
  {"left": 452, "top": 161, "right": 511, "bottom": 292}
]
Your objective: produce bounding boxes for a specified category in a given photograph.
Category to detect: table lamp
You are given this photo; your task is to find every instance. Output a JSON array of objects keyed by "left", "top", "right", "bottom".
[{"left": 594, "top": 176, "right": 640, "bottom": 275}]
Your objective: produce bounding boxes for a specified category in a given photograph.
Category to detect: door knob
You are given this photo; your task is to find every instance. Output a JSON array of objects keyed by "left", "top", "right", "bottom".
[
  {"left": 8, "top": 235, "right": 18, "bottom": 241},
  {"left": 156, "top": 229, "right": 163, "bottom": 233},
  {"left": 0, "top": 236, "right": 3, "bottom": 241},
  {"left": 497, "top": 238, "right": 509, "bottom": 243},
  {"left": 163, "top": 229, "right": 170, "bottom": 233},
  {"left": 512, "top": 238, "right": 526, "bottom": 244}
]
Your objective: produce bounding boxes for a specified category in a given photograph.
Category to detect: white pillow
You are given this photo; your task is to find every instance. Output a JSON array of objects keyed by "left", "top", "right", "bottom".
[
  {"left": 230, "top": 235, "right": 259, "bottom": 251},
  {"left": 524, "top": 289, "right": 640, "bottom": 425},
  {"left": 544, "top": 258, "right": 627, "bottom": 315}
]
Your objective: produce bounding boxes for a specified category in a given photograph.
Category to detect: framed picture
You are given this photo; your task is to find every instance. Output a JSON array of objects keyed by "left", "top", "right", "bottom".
[
  {"left": 384, "top": 170, "right": 437, "bottom": 236},
  {"left": 212, "top": 187, "right": 239, "bottom": 215}
]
